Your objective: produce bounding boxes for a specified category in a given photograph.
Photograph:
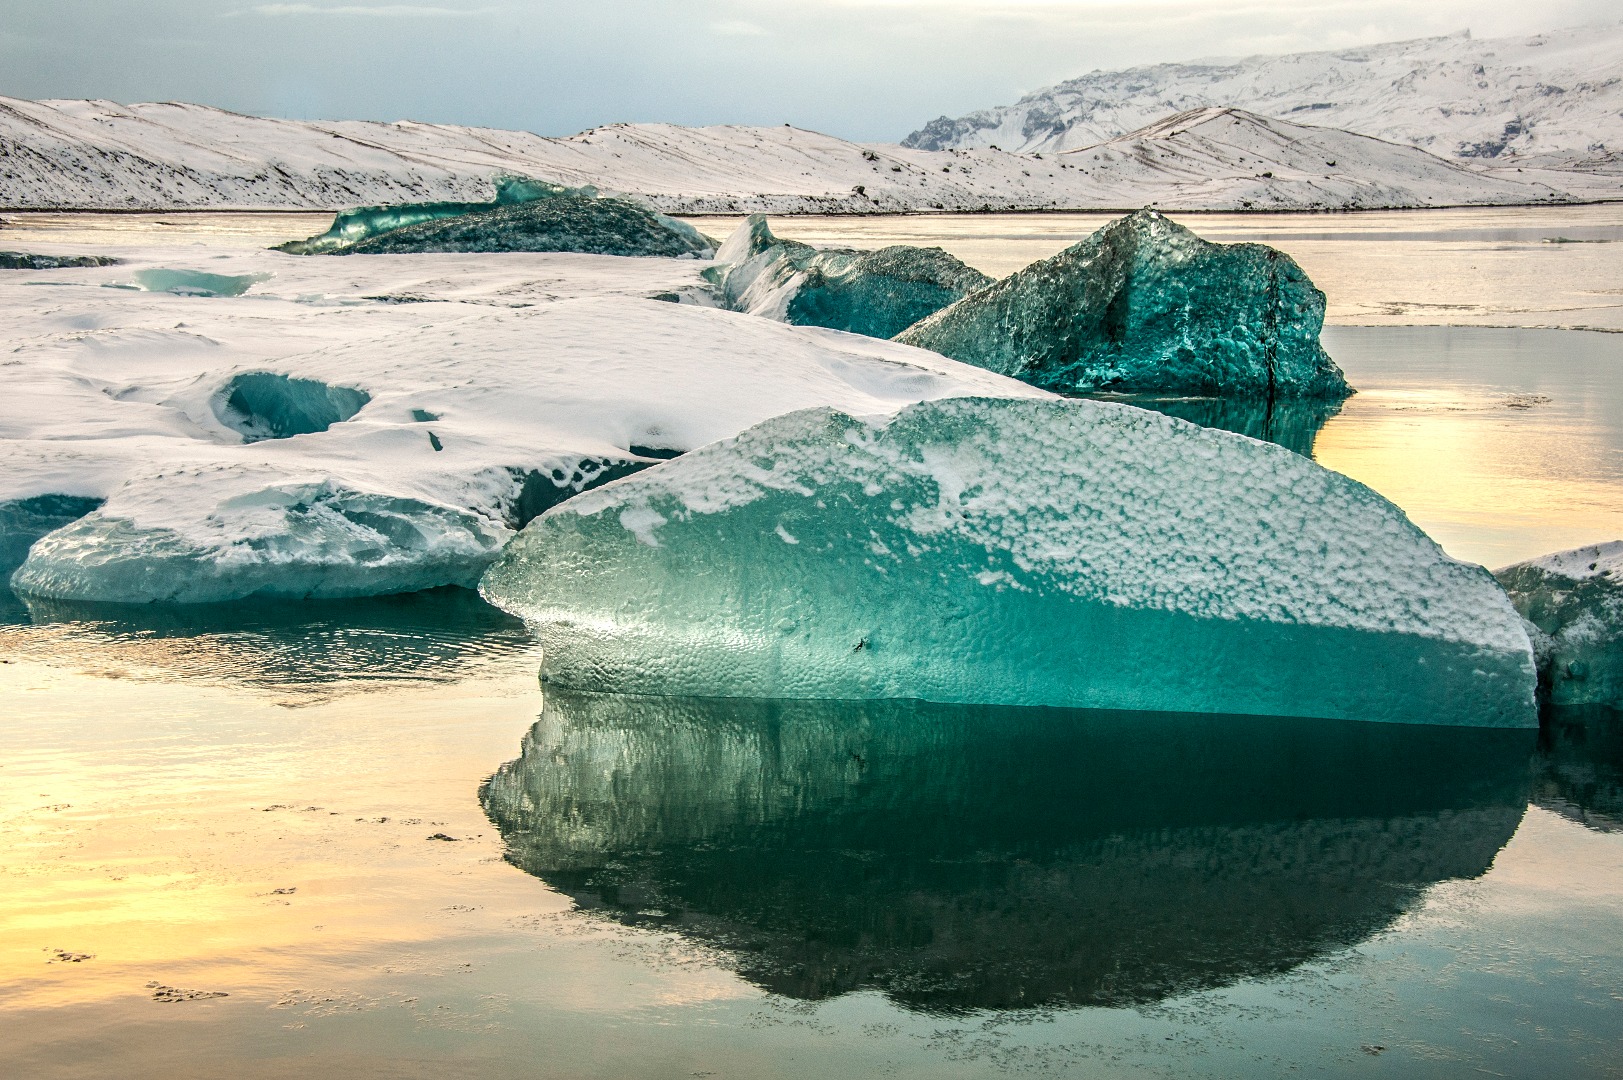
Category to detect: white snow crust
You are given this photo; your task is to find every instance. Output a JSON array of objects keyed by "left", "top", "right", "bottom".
[
  {"left": 1512, "top": 540, "right": 1623, "bottom": 581},
  {"left": 558, "top": 400, "right": 1528, "bottom": 652},
  {"left": 905, "top": 24, "right": 1623, "bottom": 171},
  {"left": 0, "top": 241, "right": 1045, "bottom": 601},
  {"left": 0, "top": 96, "right": 1581, "bottom": 214}
]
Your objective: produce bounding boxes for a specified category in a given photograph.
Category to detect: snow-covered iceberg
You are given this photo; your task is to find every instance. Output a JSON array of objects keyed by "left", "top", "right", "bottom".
[
  {"left": 708, "top": 215, "right": 991, "bottom": 338},
  {"left": 277, "top": 177, "right": 714, "bottom": 259},
  {"left": 482, "top": 397, "right": 1535, "bottom": 726},
  {"left": 3, "top": 256, "right": 1042, "bottom": 606},
  {"left": 1497, "top": 542, "right": 1623, "bottom": 707},
  {"left": 896, "top": 210, "right": 1351, "bottom": 398},
  {"left": 482, "top": 690, "right": 1530, "bottom": 1009}
]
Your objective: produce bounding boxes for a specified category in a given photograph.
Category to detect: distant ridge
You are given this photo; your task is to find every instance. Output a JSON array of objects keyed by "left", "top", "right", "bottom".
[
  {"left": 0, "top": 95, "right": 1587, "bottom": 214},
  {"left": 905, "top": 24, "right": 1623, "bottom": 168}
]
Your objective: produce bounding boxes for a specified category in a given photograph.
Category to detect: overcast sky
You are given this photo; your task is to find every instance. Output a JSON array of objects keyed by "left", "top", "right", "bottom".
[{"left": 2, "top": 1, "right": 1619, "bottom": 141}]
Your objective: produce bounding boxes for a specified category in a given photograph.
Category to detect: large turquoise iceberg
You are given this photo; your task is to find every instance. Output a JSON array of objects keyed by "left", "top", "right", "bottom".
[
  {"left": 480, "top": 397, "right": 1536, "bottom": 727},
  {"left": 277, "top": 176, "right": 713, "bottom": 258},
  {"left": 708, "top": 216, "right": 991, "bottom": 339},
  {"left": 896, "top": 209, "right": 1351, "bottom": 398},
  {"left": 1497, "top": 541, "right": 1623, "bottom": 708}
]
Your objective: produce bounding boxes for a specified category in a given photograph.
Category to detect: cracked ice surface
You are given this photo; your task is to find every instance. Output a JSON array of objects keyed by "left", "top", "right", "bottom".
[{"left": 482, "top": 397, "right": 1535, "bottom": 727}]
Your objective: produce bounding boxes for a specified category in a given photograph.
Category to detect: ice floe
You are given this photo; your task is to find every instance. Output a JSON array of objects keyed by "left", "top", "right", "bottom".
[{"left": 481, "top": 397, "right": 1535, "bottom": 726}]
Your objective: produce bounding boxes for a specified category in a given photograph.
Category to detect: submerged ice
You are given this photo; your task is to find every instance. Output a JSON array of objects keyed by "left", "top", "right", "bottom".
[
  {"left": 707, "top": 216, "right": 991, "bottom": 339},
  {"left": 482, "top": 397, "right": 1535, "bottom": 727},
  {"left": 1497, "top": 542, "right": 1623, "bottom": 708},
  {"left": 897, "top": 209, "right": 1351, "bottom": 398}
]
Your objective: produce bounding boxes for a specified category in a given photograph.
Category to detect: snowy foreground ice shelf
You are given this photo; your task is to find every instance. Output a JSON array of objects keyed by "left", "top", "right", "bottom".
[
  {"left": 898, "top": 209, "right": 1350, "bottom": 398},
  {"left": 3, "top": 244, "right": 1041, "bottom": 605},
  {"left": 481, "top": 398, "right": 1535, "bottom": 727},
  {"left": 1497, "top": 542, "right": 1623, "bottom": 708}
]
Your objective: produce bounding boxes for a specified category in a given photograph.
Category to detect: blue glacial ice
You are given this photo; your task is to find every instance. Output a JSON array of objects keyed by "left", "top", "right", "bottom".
[
  {"left": 1497, "top": 541, "right": 1623, "bottom": 707},
  {"left": 125, "top": 268, "right": 272, "bottom": 297},
  {"left": 896, "top": 209, "right": 1352, "bottom": 398},
  {"left": 707, "top": 215, "right": 992, "bottom": 338},
  {"left": 481, "top": 397, "right": 1536, "bottom": 727},
  {"left": 11, "top": 475, "right": 508, "bottom": 604}
]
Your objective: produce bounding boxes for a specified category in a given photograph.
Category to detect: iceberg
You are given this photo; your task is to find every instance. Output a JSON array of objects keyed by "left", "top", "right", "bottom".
[
  {"left": 11, "top": 472, "right": 508, "bottom": 604},
  {"left": 482, "top": 690, "right": 1531, "bottom": 1010},
  {"left": 1, "top": 252, "right": 120, "bottom": 270},
  {"left": 1, "top": 494, "right": 103, "bottom": 581},
  {"left": 481, "top": 397, "right": 1536, "bottom": 726},
  {"left": 896, "top": 209, "right": 1351, "bottom": 398},
  {"left": 275, "top": 176, "right": 714, "bottom": 259},
  {"left": 275, "top": 175, "right": 580, "bottom": 255},
  {"left": 2, "top": 292, "right": 1038, "bottom": 605},
  {"left": 707, "top": 215, "right": 991, "bottom": 339},
  {"left": 1496, "top": 542, "right": 1623, "bottom": 707},
  {"left": 334, "top": 194, "right": 715, "bottom": 258}
]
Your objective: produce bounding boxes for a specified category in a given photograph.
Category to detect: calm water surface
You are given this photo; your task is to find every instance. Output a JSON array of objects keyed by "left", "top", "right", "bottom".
[{"left": 3, "top": 210, "right": 1622, "bottom": 1078}]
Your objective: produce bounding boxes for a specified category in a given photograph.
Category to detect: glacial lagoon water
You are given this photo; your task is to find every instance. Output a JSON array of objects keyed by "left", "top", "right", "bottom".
[{"left": 2, "top": 209, "right": 1622, "bottom": 1078}]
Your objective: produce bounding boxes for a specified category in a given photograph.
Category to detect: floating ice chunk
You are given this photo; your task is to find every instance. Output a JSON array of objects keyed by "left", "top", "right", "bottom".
[
  {"left": 126, "top": 268, "right": 272, "bottom": 297},
  {"left": 481, "top": 397, "right": 1535, "bottom": 726},
  {"left": 1, "top": 494, "right": 103, "bottom": 581},
  {"left": 12, "top": 473, "right": 507, "bottom": 604},
  {"left": 275, "top": 175, "right": 584, "bottom": 255},
  {"left": 214, "top": 372, "right": 370, "bottom": 442},
  {"left": 1, "top": 252, "right": 120, "bottom": 270},
  {"left": 897, "top": 209, "right": 1351, "bottom": 398},
  {"left": 334, "top": 195, "right": 715, "bottom": 258},
  {"left": 1496, "top": 541, "right": 1623, "bottom": 707},
  {"left": 707, "top": 215, "right": 991, "bottom": 339},
  {"left": 482, "top": 691, "right": 1530, "bottom": 1010}
]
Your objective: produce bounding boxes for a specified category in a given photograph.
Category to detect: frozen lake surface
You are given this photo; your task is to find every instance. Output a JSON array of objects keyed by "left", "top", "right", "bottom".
[{"left": 2, "top": 208, "right": 1621, "bottom": 1078}]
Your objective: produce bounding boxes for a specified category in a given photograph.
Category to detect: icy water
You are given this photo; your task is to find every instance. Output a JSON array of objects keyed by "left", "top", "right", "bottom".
[{"left": 3, "top": 209, "right": 1623, "bottom": 1078}]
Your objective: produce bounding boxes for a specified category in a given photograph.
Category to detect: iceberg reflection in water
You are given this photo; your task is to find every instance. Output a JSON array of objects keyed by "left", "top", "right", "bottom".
[
  {"left": 483, "top": 691, "right": 1533, "bottom": 1013},
  {"left": 1087, "top": 393, "right": 1343, "bottom": 456},
  {"left": 4, "top": 587, "right": 535, "bottom": 691}
]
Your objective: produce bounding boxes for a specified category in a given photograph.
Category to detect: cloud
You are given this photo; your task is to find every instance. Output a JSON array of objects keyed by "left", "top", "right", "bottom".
[
  {"left": 710, "top": 18, "right": 770, "bottom": 36},
  {"left": 241, "top": 3, "right": 493, "bottom": 16}
]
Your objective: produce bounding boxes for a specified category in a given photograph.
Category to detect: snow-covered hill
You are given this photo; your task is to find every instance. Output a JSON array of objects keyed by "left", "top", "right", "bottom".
[
  {"left": 906, "top": 24, "right": 1623, "bottom": 168},
  {"left": 0, "top": 95, "right": 1580, "bottom": 214}
]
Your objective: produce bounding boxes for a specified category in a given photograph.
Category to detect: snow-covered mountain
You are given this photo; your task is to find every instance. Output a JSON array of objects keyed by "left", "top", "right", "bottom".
[
  {"left": 0, "top": 95, "right": 1582, "bottom": 214},
  {"left": 905, "top": 25, "right": 1623, "bottom": 167}
]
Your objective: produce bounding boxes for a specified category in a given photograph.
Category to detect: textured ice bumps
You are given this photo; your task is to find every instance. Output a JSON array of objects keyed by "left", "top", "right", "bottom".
[
  {"left": 897, "top": 209, "right": 1351, "bottom": 398},
  {"left": 482, "top": 397, "right": 1535, "bottom": 727},
  {"left": 708, "top": 215, "right": 991, "bottom": 338},
  {"left": 1497, "top": 542, "right": 1623, "bottom": 707}
]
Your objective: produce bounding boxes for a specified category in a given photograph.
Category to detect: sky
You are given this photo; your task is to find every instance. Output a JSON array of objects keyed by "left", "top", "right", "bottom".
[{"left": 1, "top": 0, "right": 1620, "bottom": 142}]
